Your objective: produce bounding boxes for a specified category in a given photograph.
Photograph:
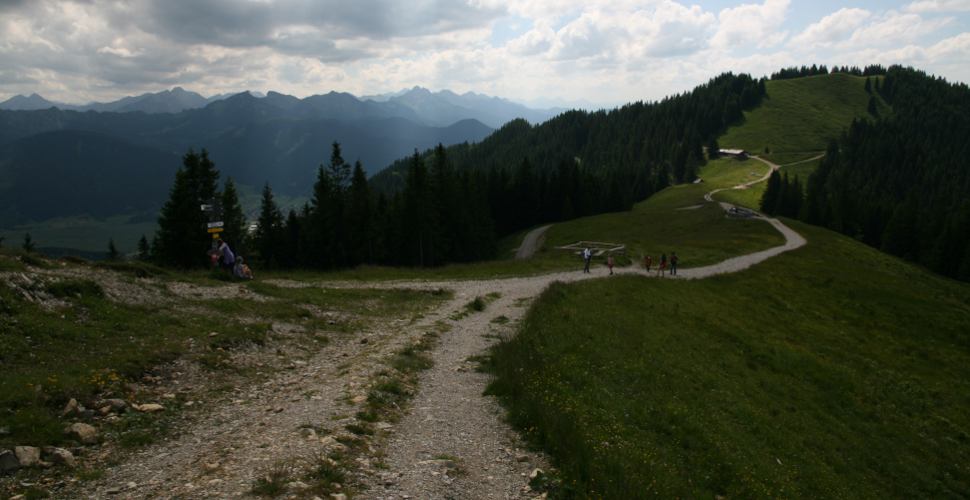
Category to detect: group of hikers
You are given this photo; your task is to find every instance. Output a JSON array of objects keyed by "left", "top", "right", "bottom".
[
  {"left": 208, "top": 237, "right": 254, "bottom": 280},
  {"left": 582, "top": 247, "right": 678, "bottom": 276}
]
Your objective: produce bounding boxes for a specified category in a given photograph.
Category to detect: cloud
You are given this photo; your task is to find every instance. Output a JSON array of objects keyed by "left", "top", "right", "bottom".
[
  {"left": 905, "top": 0, "right": 970, "bottom": 13},
  {"left": 711, "top": 0, "right": 790, "bottom": 49},
  {"left": 789, "top": 8, "right": 871, "bottom": 49},
  {"left": 845, "top": 11, "right": 952, "bottom": 48},
  {"left": 0, "top": 0, "right": 968, "bottom": 108}
]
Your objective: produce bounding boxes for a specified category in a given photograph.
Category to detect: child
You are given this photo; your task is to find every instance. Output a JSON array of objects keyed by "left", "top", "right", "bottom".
[
  {"left": 607, "top": 254, "right": 615, "bottom": 275},
  {"left": 659, "top": 253, "right": 667, "bottom": 277},
  {"left": 234, "top": 256, "right": 254, "bottom": 280},
  {"left": 644, "top": 255, "right": 652, "bottom": 272}
]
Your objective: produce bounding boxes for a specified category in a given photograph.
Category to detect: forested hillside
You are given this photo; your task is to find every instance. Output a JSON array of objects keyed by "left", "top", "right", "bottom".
[
  {"left": 220, "top": 73, "right": 767, "bottom": 270},
  {"left": 798, "top": 66, "right": 970, "bottom": 281}
]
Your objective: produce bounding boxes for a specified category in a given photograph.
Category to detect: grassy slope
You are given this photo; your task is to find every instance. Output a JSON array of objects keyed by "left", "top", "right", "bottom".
[
  {"left": 714, "top": 157, "right": 822, "bottom": 210},
  {"left": 490, "top": 221, "right": 970, "bottom": 498},
  {"left": 720, "top": 74, "right": 888, "bottom": 161}
]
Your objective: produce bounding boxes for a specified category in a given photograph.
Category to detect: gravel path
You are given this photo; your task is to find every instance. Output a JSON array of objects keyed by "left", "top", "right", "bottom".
[
  {"left": 62, "top": 181, "right": 806, "bottom": 499},
  {"left": 514, "top": 225, "right": 551, "bottom": 260}
]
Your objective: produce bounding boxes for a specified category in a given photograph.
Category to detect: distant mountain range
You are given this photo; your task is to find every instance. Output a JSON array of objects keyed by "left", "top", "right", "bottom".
[
  {"left": 0, "top": 88, "right": 228, "bottom": 114},
  {"left": 0, "top": 85, "right": 570, "bottom": 227},
  {"left": 0, "top": 87, "right": 563, "bottom": 128}
]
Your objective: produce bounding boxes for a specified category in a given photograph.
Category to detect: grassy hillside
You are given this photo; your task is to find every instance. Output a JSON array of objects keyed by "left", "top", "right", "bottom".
[
  {"left": 488, "top": 220, "right": 970, "bottom": 498},
  {"left": 720, "top": 74, "right": 889, "bottom": 161},
  {"left": 713, "top": 156, "right": 822, "bottom": 210}
]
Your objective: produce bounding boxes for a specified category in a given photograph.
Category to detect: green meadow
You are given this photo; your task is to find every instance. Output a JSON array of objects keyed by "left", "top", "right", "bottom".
[
  {"left": 720, "top": 73, "right": 889, "bottom": 161},
  {"left": 489, "top": 219, "right": 970, "bottom": 498}
]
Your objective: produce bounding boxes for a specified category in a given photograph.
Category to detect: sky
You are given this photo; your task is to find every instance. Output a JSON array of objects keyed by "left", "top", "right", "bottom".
[{"left": 1, "top": 0, "right": 968, "bottom": 108}]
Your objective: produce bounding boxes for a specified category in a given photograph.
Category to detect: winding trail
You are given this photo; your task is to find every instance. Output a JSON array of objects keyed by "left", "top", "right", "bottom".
[
  {"left": 705, "top": 153, "right": 824, "bottom": 205},
  {"left": 513, "top": 225, "right": 551, "bottom": 260},
  {"left": 71, "top": 166, "right": 809, "bottom": 499},
  {"left": 357, "top": 174, "right": 809, "bottom": 498}
]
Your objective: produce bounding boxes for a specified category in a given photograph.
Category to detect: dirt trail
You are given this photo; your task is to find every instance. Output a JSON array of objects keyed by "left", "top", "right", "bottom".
[
  {"left": 66, "top": 177, "right": 807, "bottom": 499},
  {"left": 514, "top": 225, "right": 551, "bottom": 260},
  {"left": 704, "top": 153, "right": 824, "bottom": 204}
]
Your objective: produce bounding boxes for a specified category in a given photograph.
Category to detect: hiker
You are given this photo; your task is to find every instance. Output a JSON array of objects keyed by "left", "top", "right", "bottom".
[
  {"left": 234, "top": 256, "right": 254, "bottom": 280},
  {"left": 644, "top": 255, "right": 652, "bottom": 272},
  {"left": 670, "top": 252, "right": 678, "bottom": 276},
  {"left": 607, "top": 254, "right": 615, "bottom": 275},
  {"left": 582, "top": 247, "right": 592, "bottom": 273},
  {"left": 659, "top": 252, "right": 667, "bottom": 277},
  {"left": 216, "top": 237, "right": 235, "bottom": 271}
]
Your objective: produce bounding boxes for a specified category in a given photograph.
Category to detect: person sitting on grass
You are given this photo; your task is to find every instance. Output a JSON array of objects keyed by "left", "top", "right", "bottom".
[{"left": 234, "top": 256, "right": 254, "bottom": 280}]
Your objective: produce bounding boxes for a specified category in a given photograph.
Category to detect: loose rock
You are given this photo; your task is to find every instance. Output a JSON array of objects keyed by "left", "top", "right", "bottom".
[
  {"left": 62, "top": 398, "right": 79, "bottom": 417},
  {"left": 65, "top": 422, "right": 100, "bottom": 444},
  {"left": 42, "top": 447, "right": 76, "bottom": 468},
  {"left": 0, "top": 449, "right": 20, "bottom": 474},
  {"left": 103, "top": 398, "right": 128, "bottom": 412},
  {"left": 14, "top": 446, "right": 41, "bottom": 467},
  {"left": 134, "top": 403, "right": 165, "bottom": 413}
]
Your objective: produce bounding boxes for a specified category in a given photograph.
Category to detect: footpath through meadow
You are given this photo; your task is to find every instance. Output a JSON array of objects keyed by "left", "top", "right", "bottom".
[{"left": 70, "top": 177, "right": 806, "bottom": 499}]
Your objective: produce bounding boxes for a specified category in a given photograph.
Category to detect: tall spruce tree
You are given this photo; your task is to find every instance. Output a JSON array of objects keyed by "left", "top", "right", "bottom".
[
  {"left": 254, "top": 183, "right": 284, "bottom": 267},
  {"left": 155, "top": 150, "right": 220, "bottom": 268},
  {"left": 220, "top": 177, "right": 248, "bottom": 256},
  {"left": 761, "top": 170, "right": 782, "bottom": 215},
  {"left": 403, "top": 150, "right": 436, "bottom": 266},
  {"left": 22, "top": 233, "right": 34, "bottom": 253},
  {"left": 348, "top": 161, "right": 372, "bottom": 265},
  {"left": 137, "top": 235, "right": 151, "bottom": 261},
  {"left": 107, "top": 239, "right": 120, "bottom": 261}
]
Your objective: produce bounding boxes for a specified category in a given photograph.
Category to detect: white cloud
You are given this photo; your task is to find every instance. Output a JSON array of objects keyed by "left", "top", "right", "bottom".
[
  {"left": 846, "top": 11, "right": 952, "bottom": 47},
  {"left": 789, "top": 8, "right": 871, "bottom": 48},
  {"left": 0, "top": 0, "right": 968, "bottom": 108},
  {"left": 711, "top": 0, "right": 790, "bottom": 49},
  {"left": 905, "top": 0, "right": 970, "bottom": 13}
]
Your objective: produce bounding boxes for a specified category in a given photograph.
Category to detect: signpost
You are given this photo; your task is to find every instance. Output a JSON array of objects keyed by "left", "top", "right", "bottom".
[{"left": 202, "top": 199, "right": 224, "bottom": 238}]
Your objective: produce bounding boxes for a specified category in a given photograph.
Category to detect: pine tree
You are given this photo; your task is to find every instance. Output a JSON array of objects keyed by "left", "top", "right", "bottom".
[
  {"left": 867, "top": 96, "right": 879, "bottom": 117},
  {"left": 761, "top": 170, "right": 781, "bottom": 215},
  {"left": 220, "top": 177, "right": 247, "bottom": 256},
  {"left": 707, "top": 138, "right": 720, "bottom": 160},
  {"left": 864, "top": 77, "right": 872, "bottom": 93},
  {"left": 137, "top": 235, "right": 151, "bottom": 261},
  {"left": 348, "top": 161, "right": 372, "bottom": 265},
  {"left": 22, "top": 233, "right": 35, "bottom": 253},
  {"left": 282, "top": 209, "right": 302, "bottom": 269},
  {"left": 107, "top": 239, "right": 120, "bottom": 261},
  {"left": 254, "top": 183, "right": 284, "bottom": 267},
  {"left": 403, "top": 150, "right": 436, "bottom": 266},
  {"left": 0, "top": 236, "right": 5, "bottom": 248},
  {"left": 155, "top": 150, "right": 220, "bottom": 268}
]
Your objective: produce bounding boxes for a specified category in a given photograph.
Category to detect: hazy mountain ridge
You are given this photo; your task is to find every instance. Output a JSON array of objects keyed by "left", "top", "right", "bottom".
[
  {"left": 0, "top": 87, "right": 562, "bottom": 128},
  {"left": 0, "top": 92, "right": 494, "bottom": 226}
]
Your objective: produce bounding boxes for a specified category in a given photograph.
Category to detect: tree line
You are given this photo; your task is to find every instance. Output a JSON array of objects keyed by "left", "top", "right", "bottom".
[
  {"left": 147, "top": 72, "right": 767, "bottom": 270},
  {"left": 771, "top": 64, "right": 887, "bottom": 80},
  {"left": 761, "top": 65, "right": 970, "bottom": 282}
]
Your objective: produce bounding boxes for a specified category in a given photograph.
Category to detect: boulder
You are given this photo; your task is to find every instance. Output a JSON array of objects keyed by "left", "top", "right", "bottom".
[
  {"left": 42, "top": 447, "right": 76, "bottom": 468},
  {"left": 65, "top": 422, "right": 99, "bottom": 444},
  {"left": 14, "top": 446, "right": 41, "bottom": 467},
  {"left": 0, "top": 450, "right": 19, "bottom": 474}
]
